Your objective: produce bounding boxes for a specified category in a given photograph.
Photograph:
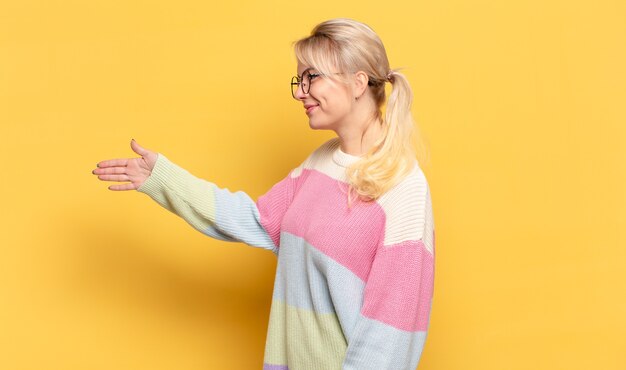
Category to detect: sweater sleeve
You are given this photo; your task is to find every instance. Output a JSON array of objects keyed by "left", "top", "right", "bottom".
[
  {"left": 342, "top": 179, "right": 435, "bottom": 370},
  {"left": 137, "top": 153, "right": 296, "bottom": 254}
]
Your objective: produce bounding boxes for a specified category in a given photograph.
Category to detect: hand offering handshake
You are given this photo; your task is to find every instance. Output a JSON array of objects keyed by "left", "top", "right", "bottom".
[{"left": 92, "top": 139, "right": 158, "bottom": 191}]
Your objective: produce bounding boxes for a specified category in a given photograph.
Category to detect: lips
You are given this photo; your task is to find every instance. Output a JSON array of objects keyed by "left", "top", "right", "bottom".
[{"left": 304, "top": 104, "right": 318, "bottom": 114}]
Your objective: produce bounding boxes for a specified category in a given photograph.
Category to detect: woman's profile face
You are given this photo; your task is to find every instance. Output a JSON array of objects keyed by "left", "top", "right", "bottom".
[{"left": 294, "top": 63, "right": 356, "bottom": 131}]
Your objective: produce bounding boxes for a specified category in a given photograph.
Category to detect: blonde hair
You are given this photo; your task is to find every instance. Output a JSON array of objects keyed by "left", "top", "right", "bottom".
[{"left": 294, "top": 18, "right": 427, "bottom": 205}]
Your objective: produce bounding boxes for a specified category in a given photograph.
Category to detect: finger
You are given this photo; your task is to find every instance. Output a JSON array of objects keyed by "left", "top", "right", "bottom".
[
  {"left": 130, "top": 139, "right": 151, "bottom": 157},
  {"left": 97, "top": 174, "right": 130, "bottom": 182},
  {"left": 108, "top": 183, "right": 136, "bottom": 191},
  {"left": 92, "top": 167, "right": 127, "bottom": 175},
  {"left": 97, "top": 159, "right": 129, "bottom": 168}
]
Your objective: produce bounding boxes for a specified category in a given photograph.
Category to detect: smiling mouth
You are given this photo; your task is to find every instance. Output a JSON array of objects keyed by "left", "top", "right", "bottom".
[{"left": 305, "top": 105, "right": 318, "bottom": 114}]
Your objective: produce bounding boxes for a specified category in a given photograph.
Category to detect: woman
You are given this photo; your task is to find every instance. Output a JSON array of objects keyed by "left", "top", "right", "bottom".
[{"left": 93, "top": 18, "right": 435, "bottom": 370}]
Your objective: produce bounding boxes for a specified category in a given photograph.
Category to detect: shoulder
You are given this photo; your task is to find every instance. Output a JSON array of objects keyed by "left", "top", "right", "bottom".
[
  {"left": 290, "top": 137, "right": 340, "bottom": 178},
  {"left": 379, "top": 163, "right": 430, "bottom": 206},
  {"left": 377, "top": 163, "right": 434, "bottom": 252}
]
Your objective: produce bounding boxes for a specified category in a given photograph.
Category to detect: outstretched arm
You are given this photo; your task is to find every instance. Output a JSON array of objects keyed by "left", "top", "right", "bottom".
[{"left": 92, "top": 140, "right": 296, "bottom": 253}]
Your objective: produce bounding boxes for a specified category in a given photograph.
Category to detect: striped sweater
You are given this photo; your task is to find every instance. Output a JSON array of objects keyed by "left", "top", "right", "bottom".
[{"left": 137, "top": 138, "right": 435, "bottom": 370}]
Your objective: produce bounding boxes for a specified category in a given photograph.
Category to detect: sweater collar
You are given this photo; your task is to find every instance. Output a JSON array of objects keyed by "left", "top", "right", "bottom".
[{"left": 332, "top": 144, "right": 362, "bottom": 168}]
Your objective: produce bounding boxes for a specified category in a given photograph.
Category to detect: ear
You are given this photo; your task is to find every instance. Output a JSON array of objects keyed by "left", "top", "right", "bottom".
[{"left": 353, "top": 71, "right": 369, "bottom": 99}]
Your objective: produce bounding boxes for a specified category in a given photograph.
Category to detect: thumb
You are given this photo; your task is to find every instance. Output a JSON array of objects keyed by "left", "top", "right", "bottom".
[{"left": 130, "top": 139, "right": 150, "bottom": 157}]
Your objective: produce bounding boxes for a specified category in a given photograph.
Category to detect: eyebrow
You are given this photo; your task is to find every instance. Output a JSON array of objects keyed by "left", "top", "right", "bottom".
[{"left": 298, "top": 67, "right": 313, "bottom": 77}]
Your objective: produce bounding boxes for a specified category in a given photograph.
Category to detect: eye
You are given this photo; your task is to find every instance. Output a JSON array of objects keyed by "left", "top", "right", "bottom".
[{"left": 308, "top": 73, "right": 320, "bottom": 81}]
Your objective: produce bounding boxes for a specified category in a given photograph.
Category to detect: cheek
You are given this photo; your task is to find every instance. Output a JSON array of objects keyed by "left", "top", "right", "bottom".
[
  {"left": 326, "top": 96, "right": 353, "bottom": 116},
  {"left": 315, "top": 86, "right": 352, "bottom": 113}
]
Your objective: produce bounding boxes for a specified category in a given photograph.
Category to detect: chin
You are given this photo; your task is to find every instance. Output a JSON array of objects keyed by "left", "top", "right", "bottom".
[
  {"left": 307, "top": 118, "right": 334, "bottom": 131},
  {"left": 308, "top": 121, "right": 322, "bottom": 130}
]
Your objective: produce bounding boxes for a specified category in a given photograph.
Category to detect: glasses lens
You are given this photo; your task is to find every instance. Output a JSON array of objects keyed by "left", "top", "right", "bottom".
[
  {"left": 301, "top": 71, "right": 310, "bottom": 95},
  {"left": 291, "top": 76, "right": 299, "bottom": 98}
]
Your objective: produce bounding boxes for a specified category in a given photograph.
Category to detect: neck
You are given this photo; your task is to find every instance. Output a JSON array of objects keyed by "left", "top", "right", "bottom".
[{"left": 336, "top": 115, "right": 384, "bottom": 156}]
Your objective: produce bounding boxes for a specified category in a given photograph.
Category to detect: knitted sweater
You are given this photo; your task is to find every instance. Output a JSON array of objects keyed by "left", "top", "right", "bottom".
[{"left": 137, "top": 138, "right": 435, "bottom": 370}]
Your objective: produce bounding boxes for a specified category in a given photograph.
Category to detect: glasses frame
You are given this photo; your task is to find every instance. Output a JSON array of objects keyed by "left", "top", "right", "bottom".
[
  {"left": 291, "top": 69, "right": 321, "bottom": 99},
  {"left": 290, "top": 69, "right": 378, "bottom": 99}
]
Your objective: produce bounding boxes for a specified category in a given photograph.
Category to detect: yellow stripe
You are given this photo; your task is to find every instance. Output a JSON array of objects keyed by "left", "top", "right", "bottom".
[{"left": 264, "top": 300, "right": 347, "bottom": 369}]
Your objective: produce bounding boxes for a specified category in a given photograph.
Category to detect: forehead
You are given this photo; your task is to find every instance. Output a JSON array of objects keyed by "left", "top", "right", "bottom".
[
  {"left": 296, "top": 63, "right": 313, "bottom": 76},
  {"left": 296, "top": 59, "right": 343, "bottom": 76}
]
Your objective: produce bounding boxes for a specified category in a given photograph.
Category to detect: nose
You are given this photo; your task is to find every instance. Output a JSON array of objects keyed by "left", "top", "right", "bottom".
[{"left": 294, "top": 84, "right": 307, "bottom": 100}]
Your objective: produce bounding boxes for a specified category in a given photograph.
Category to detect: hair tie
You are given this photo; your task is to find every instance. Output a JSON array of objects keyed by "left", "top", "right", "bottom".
[{"left": 386, "top": 70, "right": 394, "bottom": 82}]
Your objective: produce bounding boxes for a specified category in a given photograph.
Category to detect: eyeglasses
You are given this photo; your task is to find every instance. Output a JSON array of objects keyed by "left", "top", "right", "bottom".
[
  {"left": 290, "top": 69, "right": 378, "bottom": 99},
  {"left": 291, "top": 69, "right": 321, "bottom": 99}
]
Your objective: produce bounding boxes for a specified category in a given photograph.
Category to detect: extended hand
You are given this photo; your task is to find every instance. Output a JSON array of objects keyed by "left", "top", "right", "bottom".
[{"left": 93, "top": 139, "right": 158, "bottom": 191}]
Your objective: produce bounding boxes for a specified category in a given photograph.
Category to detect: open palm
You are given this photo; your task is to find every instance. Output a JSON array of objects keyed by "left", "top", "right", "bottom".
[{"left": 93, "top": 139, "right": 157, "bottom": 191}]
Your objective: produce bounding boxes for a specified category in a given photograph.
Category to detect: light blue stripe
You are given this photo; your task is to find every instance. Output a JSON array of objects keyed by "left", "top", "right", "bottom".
[
  {"left": 263, "top": 364, "right": 289, "bottom": 370},
  {"left": 272, "top": 232, "right": 366, "bottom": 342},
  {"left": 343, "top": 316, "right": 428, "bottom": 370},
  {"left": 205, "top": 184, "right": 277, "bottom": 252}
]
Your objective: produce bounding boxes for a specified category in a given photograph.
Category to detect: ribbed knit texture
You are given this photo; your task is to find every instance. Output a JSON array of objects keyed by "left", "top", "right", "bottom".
[{"left": 137, "top": 138, "right": 435, "bottom": 370}]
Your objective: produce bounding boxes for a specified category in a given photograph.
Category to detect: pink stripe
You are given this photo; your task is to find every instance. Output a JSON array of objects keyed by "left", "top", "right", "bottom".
[
  {"left": 361, "top": 239, "right": 434, "bottom": 331},
  {"left": 256, "top": 173, "right": 298, "bottom": 248},
  {"left": 280, "top": 169, "right": 385, "bottom": 281}
]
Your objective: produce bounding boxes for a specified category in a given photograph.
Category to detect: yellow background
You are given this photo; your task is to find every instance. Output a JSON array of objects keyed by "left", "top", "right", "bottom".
[{"left": 1, "top": 0, "right": 624, "bottom": 369}]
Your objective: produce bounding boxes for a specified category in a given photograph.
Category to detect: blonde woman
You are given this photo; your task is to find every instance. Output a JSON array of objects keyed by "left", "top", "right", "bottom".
[{"left": 93, "top": 18, "right": 435, "bottom": 370}]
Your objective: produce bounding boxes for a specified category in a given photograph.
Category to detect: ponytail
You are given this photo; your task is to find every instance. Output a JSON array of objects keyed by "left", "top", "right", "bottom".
[{"left": 345, "top": 70, "right": 419, "bottom": 206}]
